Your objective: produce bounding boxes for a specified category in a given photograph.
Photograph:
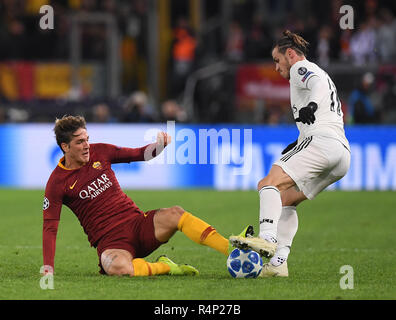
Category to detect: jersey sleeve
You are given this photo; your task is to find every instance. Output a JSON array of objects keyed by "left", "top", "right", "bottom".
[
  {"left": 42, "top": 175, "right": 63, "bottom": 270},
  {"left": 96, "top": 143, "right": 160, "bottom": 164},
  {"left": 42, "top": 219, "right": 59, "bottom": 271},
  {"left": 290, "top": 61, "right": 318, "bottom": 89},
  {"left": 305, "top": 73, "right": 329, "bottom": 105}
]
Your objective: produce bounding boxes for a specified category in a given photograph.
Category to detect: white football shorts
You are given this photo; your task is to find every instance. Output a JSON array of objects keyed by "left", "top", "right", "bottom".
[{"left": 274, "top": 135, "right": 350, "bottom": 200}]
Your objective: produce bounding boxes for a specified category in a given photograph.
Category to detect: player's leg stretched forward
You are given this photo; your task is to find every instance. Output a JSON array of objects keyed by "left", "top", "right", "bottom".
[
  {"left": 259, "top": 186, "right": 305, "bottom": 277},
  {"left": 230, "top": 165, "right": 308, "bottom": 277},
  {"left": 155, "top": 206, "right": 230, "bottom": 256},
  {"left": 101, "top": 206, "right": 230, "bottom": 277},
  {"left": 230, "top": 165, "right": 299, "bottom": 256}
]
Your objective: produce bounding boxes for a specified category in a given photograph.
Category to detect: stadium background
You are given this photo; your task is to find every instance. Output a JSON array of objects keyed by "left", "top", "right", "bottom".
[{"left": 0, "top": 0, "right": 395, "bottom": 190}]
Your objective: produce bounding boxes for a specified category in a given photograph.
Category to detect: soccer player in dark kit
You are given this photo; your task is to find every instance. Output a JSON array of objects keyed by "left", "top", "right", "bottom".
[{"left": 42, "top": 115, "right": 237, "bottom": 277}]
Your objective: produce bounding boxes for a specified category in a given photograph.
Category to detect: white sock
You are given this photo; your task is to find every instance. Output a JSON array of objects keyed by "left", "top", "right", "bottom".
[
  {"left": 270, "top": 252, "right": 289, "bottom": 266},
  {"left": 270, "top": 206, "right": 299, "bottom": 265},
  {"left": 258, "top": 186, "right": 282, "bottom": 242}
]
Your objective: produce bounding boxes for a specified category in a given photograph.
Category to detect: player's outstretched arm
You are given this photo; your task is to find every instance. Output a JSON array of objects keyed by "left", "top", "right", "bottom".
[
  {"left": 143, "top": 131, "right": 172, "bottom": 161},
  {"left": 42, "top": 219, "right": 59, "bottom": 274},
  {"left": 106, "top": 131, "right": 172, "bottom": 163}
]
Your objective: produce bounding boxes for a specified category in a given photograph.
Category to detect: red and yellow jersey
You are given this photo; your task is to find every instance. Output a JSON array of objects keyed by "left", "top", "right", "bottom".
[{"left": 42, "top": 142, "right": 156, "bottom": 269}]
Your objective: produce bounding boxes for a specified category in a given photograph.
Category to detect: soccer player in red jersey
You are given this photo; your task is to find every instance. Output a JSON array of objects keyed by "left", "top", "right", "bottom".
[{"left": 42, "top": 115, "right": 232, "bottom": 276}]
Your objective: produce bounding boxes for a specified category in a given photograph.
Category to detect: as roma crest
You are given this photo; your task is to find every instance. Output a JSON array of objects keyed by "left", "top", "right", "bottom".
[{"left": 92, "top": 161, "right": 103, "bottom": 170}]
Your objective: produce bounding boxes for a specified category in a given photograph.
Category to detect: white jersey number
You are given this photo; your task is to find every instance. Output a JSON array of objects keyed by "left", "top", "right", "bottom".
[{"left": 327, "top": 75, "right": 342, "bottom": 117}]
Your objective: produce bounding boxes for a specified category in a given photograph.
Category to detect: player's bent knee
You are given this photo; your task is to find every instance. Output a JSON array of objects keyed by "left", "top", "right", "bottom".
[
  {"left": 107, "top": 265, "right": 133, "bottom": 276},
  {"left": 168, "top": 206, "right": 184, "bottom": 226},
  {"left": 106, "top": 261, "right": 134, "bottom": 276},
  {"left": 155, "top": 206, "right": 183, "bottom": 231},
  {"left": 101, "top": 251, "right": 134, "bottom": 276},
  {"left": 257, "top": 177, "right": 275, "bottom": 191},
  {"left": 164, "top": 206, "right": 184, "bottom": 222},
  {"left": 171, "top": 205, "right": 185, "bottom": 215}
]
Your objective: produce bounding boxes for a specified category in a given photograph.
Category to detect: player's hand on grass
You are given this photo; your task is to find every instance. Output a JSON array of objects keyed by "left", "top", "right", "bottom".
[
  {"left": 40, "top": 265, "right": 54, "bottom": 276},
  {"left": 281, "top": 140, "right": 298, "bottom": 154},
  {"left": 295, "top": 102, "right": 318, "bottom": 125}
]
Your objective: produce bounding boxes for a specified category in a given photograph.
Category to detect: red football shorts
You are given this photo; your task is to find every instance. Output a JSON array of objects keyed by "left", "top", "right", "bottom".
[{"left": 96, "top": 209, "right": 165, "bottom": 274}]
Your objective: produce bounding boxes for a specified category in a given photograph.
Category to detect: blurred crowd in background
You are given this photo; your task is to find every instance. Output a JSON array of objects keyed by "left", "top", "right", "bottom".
[{"left": 0, "top": 0, "right": 396, "bottom": 124}]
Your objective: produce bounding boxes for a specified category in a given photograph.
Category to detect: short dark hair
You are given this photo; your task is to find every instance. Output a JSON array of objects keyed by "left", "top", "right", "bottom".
[
  {"left": 274, "top": 30, "right": 309, "bottom": 56},
  {"left": 54, "top": 115, "right": 86, "bottom": 153}
]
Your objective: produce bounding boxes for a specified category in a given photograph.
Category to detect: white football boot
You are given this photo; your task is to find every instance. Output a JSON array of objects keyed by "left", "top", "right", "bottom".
[
  {"left": 229, "top": 235, "right": 277, "bottom": 258},
  {"left": 259, "top": 261, "right": 288, "bottom": 277}
]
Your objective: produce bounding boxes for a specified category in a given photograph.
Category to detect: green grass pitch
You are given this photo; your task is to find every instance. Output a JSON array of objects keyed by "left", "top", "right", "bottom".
[{"left": 0, "top": 189, "right": 395, "bottom": 300}]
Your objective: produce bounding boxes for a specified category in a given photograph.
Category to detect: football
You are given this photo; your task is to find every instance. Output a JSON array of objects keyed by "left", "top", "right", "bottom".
[{"left": 227, "top": 248, "right": 263, "bottom": 278}]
